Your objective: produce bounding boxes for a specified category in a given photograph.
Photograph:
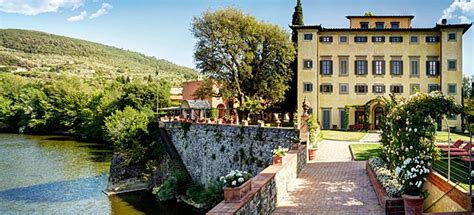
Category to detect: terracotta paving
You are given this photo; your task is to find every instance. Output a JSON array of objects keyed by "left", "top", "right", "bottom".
[{"left": 274, "top": 139, "right": 383, "bottom": 215}]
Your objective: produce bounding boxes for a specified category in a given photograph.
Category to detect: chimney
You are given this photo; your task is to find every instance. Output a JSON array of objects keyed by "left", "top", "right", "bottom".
[{"left": 441, "top": 19, "right": 447, "bottom": 25}]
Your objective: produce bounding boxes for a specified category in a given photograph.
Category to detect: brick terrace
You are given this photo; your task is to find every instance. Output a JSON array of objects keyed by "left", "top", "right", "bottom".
[{"left": 274, "top": 139, "right": 384, "bottom": 215}]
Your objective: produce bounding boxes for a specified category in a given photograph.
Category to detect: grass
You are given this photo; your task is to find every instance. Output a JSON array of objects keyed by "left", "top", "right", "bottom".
[
  {"left": 435, "top": 132, "right": 470, "bottom": 142},
  {"left": 349, "top": 144, "right": 382, "bottom": 161},
  {"left": 321, "top": 130, "right": 367, "bottom": 141},
  {"left": 433, "top": 157, "right": 472, "bottom": 191}
]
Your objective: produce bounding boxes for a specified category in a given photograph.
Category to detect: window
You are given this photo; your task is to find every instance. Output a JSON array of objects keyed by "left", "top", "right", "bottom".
[
  {"left": 410, "top": 36, "right": 419, "bottom": 43},
  {"left": 339, "top": 83, "right": 349, "bottom": 94},
  {"left": 320, "top": 36, "right": 333, "bottom": 43},
  {"left": 303, "top": 83, "right": 313, "bottom": 92},
  {"left": 447, "top": 114, "right": 457, "bottom": 120},
  {"left": 355, "top": 60, "right": 368, "bottom": 75},
  {"left": 320, "top": 84, "right": 333, "bottom": 93},
  {"left": 303, "top": 33, "right": 313, "bottom": 40},
  {"left": 428, "top": 84, "right": 440, "bottom": 92},
  {"left": 339, "top": 58, "right": 348, "bottom": 75},
  {"left": 448, "top": 60, "right": 456, "bottom": 70},
  {"left": 390, "top": 60, "right": 403, "bottom": 75},
  {"left": 391, "top": 22, "right": 400, "bottom": 29},
  {"left": 339, "top": 36, "right": 348, "bottom": 43},
  {"left": 354, "top": 36, "right": 368, "bottom": 43},
  {"left": 375, "top": 22, "right": 384, "bottom": 29},
  {"left": 390, "top": 85, "right": 404, "bottom": 93},
  {"left": 372, "top": 36, "right": 385, "bottom": 43},
  {"left": 372, "top": 60, "right": 385, "bottom": 75},
  {"left": 410, "top": 59, "right": 419, "bottom": 76},
  {"left": 448, "top": 32, "right": 456, "bottom": 41},
  {"left": 410, "top": 84, "right": 420, "bottom": 94},
  {"left": 360, "top": 22, "right": 369, "bottom": 29},
  {"left": 303, "top": 59, "right": 313, "bottom": 69},
  {"left": 320, "top": 60, "right": 333, "bottom": 75},
  {"left": 426, "top": 60, "right": 439, "bottom": 76},
  {"left": 426, "top": 36, "right": 440, "bottom": 43},
  {"left": 373, "top": 85, "right": 385, "bottom": 93},
  {"left": 355, "top": 84, "right": 368, "bottom": 93},
  {"left": 389, "top": 36, "right": 403, "bottom": 43},
  {"left": 448, "top": 84, "right": 457, "bottom": 94}
]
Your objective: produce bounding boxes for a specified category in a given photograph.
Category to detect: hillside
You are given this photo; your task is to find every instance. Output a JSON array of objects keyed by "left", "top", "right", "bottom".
[{"left": 0, "top": 29, "right": 198, "bottom": 86}]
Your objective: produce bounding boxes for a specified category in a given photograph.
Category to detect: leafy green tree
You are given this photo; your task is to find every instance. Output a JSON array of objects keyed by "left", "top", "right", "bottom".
[{"left": 192, "top": 8, "right": 296, "bottom": 119}]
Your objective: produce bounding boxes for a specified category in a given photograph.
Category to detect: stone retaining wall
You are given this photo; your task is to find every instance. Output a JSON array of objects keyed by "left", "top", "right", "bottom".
[
  {"left": 207, "top": 145, "right": 307, "bottom": 214},
  {"left": 163, "top": 122, "right": 298, "bottom": 185}
]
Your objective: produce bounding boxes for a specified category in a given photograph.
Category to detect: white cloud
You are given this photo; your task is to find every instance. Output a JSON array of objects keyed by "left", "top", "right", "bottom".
[
  {"left": 0, "top": 0, "right": 84, "bottom": 15},
  {"left": 441, "top": 0, "right": 474, "bottom": 23},
  {"left": 459, "top": 15, "right": 471, "bottom": 23},
  {"left": 67, "top": 11, "right": 87, "bottom": 22},
  {"left": 89, "top": 3, "right": 112, "bottom": 19}
]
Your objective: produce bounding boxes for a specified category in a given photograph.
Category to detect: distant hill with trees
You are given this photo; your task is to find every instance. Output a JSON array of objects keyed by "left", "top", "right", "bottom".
[{"left": 0, "top": 29, "right": 198, "bottom": 86}]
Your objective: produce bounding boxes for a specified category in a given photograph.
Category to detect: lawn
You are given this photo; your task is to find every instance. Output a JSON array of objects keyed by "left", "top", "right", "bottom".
[
  {"left": 349, "top": 144, "right": 382, "bottom": 161},
  {"left": 433, "top": 157, "right": 472, "bottom": 191},
  {"left": 436, "top": 132, "right": 470, "bottom": 142},
  {"left": 321, "top": 130, "right": 367, "bottom": 141}
]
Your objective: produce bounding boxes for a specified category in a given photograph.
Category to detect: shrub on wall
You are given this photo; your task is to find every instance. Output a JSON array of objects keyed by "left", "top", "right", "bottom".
[{"left": 380, "top": 92, "right": 462, "bottom": 196}]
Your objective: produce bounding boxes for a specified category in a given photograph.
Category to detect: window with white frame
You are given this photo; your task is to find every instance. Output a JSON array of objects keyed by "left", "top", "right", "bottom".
[
  {"left": 427, "top": 60, "right": 439, "bottom": 76},
  {"left": 303, "top": 59, "right": 313, "bottom": 69},
  {"left": 355, "top": 60, "right": 368, "bottom": 75},
  {"left": 320, "top": 60, "right": 333, "bottom": 75},
  {"left": 373, "top": 60, "right": 384, "bottom": 75},
  {"left": 373, "top": 85, "right": 385, "bottom": 93},
  {"left": 303, "top": 83, "right": 313, "bottom": 92},
  {"left": 390, "top": 60, "right": 403, "bottom": 75}
]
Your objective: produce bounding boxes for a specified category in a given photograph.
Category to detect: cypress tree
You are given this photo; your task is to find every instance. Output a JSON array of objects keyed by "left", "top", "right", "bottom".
[{"left": 282, "top": 0, "right": 304, "bottom": 122}]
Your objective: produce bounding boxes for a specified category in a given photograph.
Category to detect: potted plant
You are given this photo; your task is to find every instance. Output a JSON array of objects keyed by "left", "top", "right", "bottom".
[
  {"left": 220, "top": 170, "right": 253, "bottom": 202},
  {"left": 290, "top": 136, "right": 301, "bottom": 150},
  {"left": 272, "top": 146, "right": 288, "bottom": 165},
  {"left": 307, "top": 114, "right": 318, "bottom": 160},
  {"left": 395, "top": 156, "right": 430, "bottom": 215}
]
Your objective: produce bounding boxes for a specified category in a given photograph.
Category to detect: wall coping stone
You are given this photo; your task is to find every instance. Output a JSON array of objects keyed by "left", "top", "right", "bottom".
[{"left": 207, "top": 146, "right": 304, "bottom": 214}]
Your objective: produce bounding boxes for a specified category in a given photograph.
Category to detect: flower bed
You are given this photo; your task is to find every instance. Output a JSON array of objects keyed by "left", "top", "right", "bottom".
[{"left": 367, "top": 158, "right": 404, "bottom": 215}]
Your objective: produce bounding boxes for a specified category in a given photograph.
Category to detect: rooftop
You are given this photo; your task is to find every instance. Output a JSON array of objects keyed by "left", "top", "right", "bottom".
[
  {"left": 346, "top": 15, "right": 415, "bottom": 20},
  {"left": 289, "top": 23, "right": 472, "bottom": 33}
]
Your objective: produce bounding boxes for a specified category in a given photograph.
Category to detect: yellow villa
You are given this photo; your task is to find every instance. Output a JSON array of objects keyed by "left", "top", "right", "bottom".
[{"left": 291, "top": 15, "right": 471, "bottom": 131}]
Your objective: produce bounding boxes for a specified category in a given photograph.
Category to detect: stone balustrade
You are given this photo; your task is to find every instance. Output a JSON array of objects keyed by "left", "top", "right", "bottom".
[{"left": 207, "top": 145, "right": 307, "bottom": 214}]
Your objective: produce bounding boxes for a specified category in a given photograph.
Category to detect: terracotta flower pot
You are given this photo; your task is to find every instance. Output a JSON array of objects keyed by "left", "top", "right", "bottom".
[
  {"left": 223, "top": 180, "right": 252, "bottom": 203},
  {"left": 402, "top": 194, "right": 424, "bottom": 215},
  {"left": 273, "top": 155, "right": 283, "bottom": 165},
  {"left": 308, "top": 148, "right": 316, "bottom": 160}
]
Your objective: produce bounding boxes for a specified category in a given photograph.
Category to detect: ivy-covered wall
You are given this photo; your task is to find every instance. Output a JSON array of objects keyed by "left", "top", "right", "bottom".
[{"left": 163, "top": 122, "right": 298, "bottom": 185}]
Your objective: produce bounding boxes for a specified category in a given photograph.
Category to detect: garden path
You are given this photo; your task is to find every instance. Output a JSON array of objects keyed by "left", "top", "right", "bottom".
[
  {"left": 273, "top": 140, "right": 384, "bottom": 215},
  {"left": 360, "top": 132, "right": 381, "bottom": 143}
]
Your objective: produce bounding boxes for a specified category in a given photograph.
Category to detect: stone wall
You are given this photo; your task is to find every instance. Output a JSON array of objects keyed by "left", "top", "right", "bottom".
[
  {"left": 163, "top": 122, "right": 298, "bottom": 184},
  {"left": 207, "top": 145, "right": 307, "bottom": 215}
]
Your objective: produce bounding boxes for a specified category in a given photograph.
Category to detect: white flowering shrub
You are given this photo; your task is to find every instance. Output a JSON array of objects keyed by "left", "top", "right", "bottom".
[
  {"left": 379, "top": 92, "right": 462, "bottom": 196},
  {"left": 219, "top": 170, "right": 252, "bottom": 188},
  {"left": 395, "top": 156, "right": 430, "bottom": 195},
  {"left": 368, "top": 157, "right": 402, "bottom": 197}
]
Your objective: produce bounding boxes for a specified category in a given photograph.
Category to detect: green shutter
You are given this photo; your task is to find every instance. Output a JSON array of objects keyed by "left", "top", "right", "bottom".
[
  {"left": 372, "top": 61, "right": 376, "bottom": 75},
  {"left": 426, "top": 61, "right": 430, "bottom": 75},
  {"left": 330, "top": 61, "right": 333, "bottom": 75},
  {"left": 382, "top": 61, "right": 386, "bottom": 75},
  {"left": 354, "top": 61, "right": 358, "bottom": 75},
  {"left": 400, "top": 61, "right": 403, "bottom": 75}
]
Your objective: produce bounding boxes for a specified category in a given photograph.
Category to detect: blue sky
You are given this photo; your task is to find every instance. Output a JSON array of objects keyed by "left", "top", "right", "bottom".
[{"left": 0, "top": 0, "right": 473, "bottom": 74}]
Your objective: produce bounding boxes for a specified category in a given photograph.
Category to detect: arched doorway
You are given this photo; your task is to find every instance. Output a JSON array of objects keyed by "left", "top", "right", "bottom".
[
  {"left": 373, "top": 106, "right": 384, "bottom": 130},
  {"left": 217, "top": 104, "right": 225, "bottom": 118}
]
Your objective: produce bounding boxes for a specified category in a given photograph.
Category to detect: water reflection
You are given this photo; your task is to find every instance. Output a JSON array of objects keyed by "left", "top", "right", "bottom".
[{"left": 0, "top": 133, "right": 203, "bottom": 214}]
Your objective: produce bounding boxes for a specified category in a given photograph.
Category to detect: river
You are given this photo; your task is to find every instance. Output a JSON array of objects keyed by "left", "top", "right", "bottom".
[{"left": 0, "top": 133, "right": 202, "bottom": 214}]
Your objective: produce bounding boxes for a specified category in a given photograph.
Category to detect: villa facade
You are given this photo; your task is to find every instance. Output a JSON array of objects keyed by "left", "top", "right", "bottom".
[{"left": 291, "top": 15, "right": 471, "bottom": 131}]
